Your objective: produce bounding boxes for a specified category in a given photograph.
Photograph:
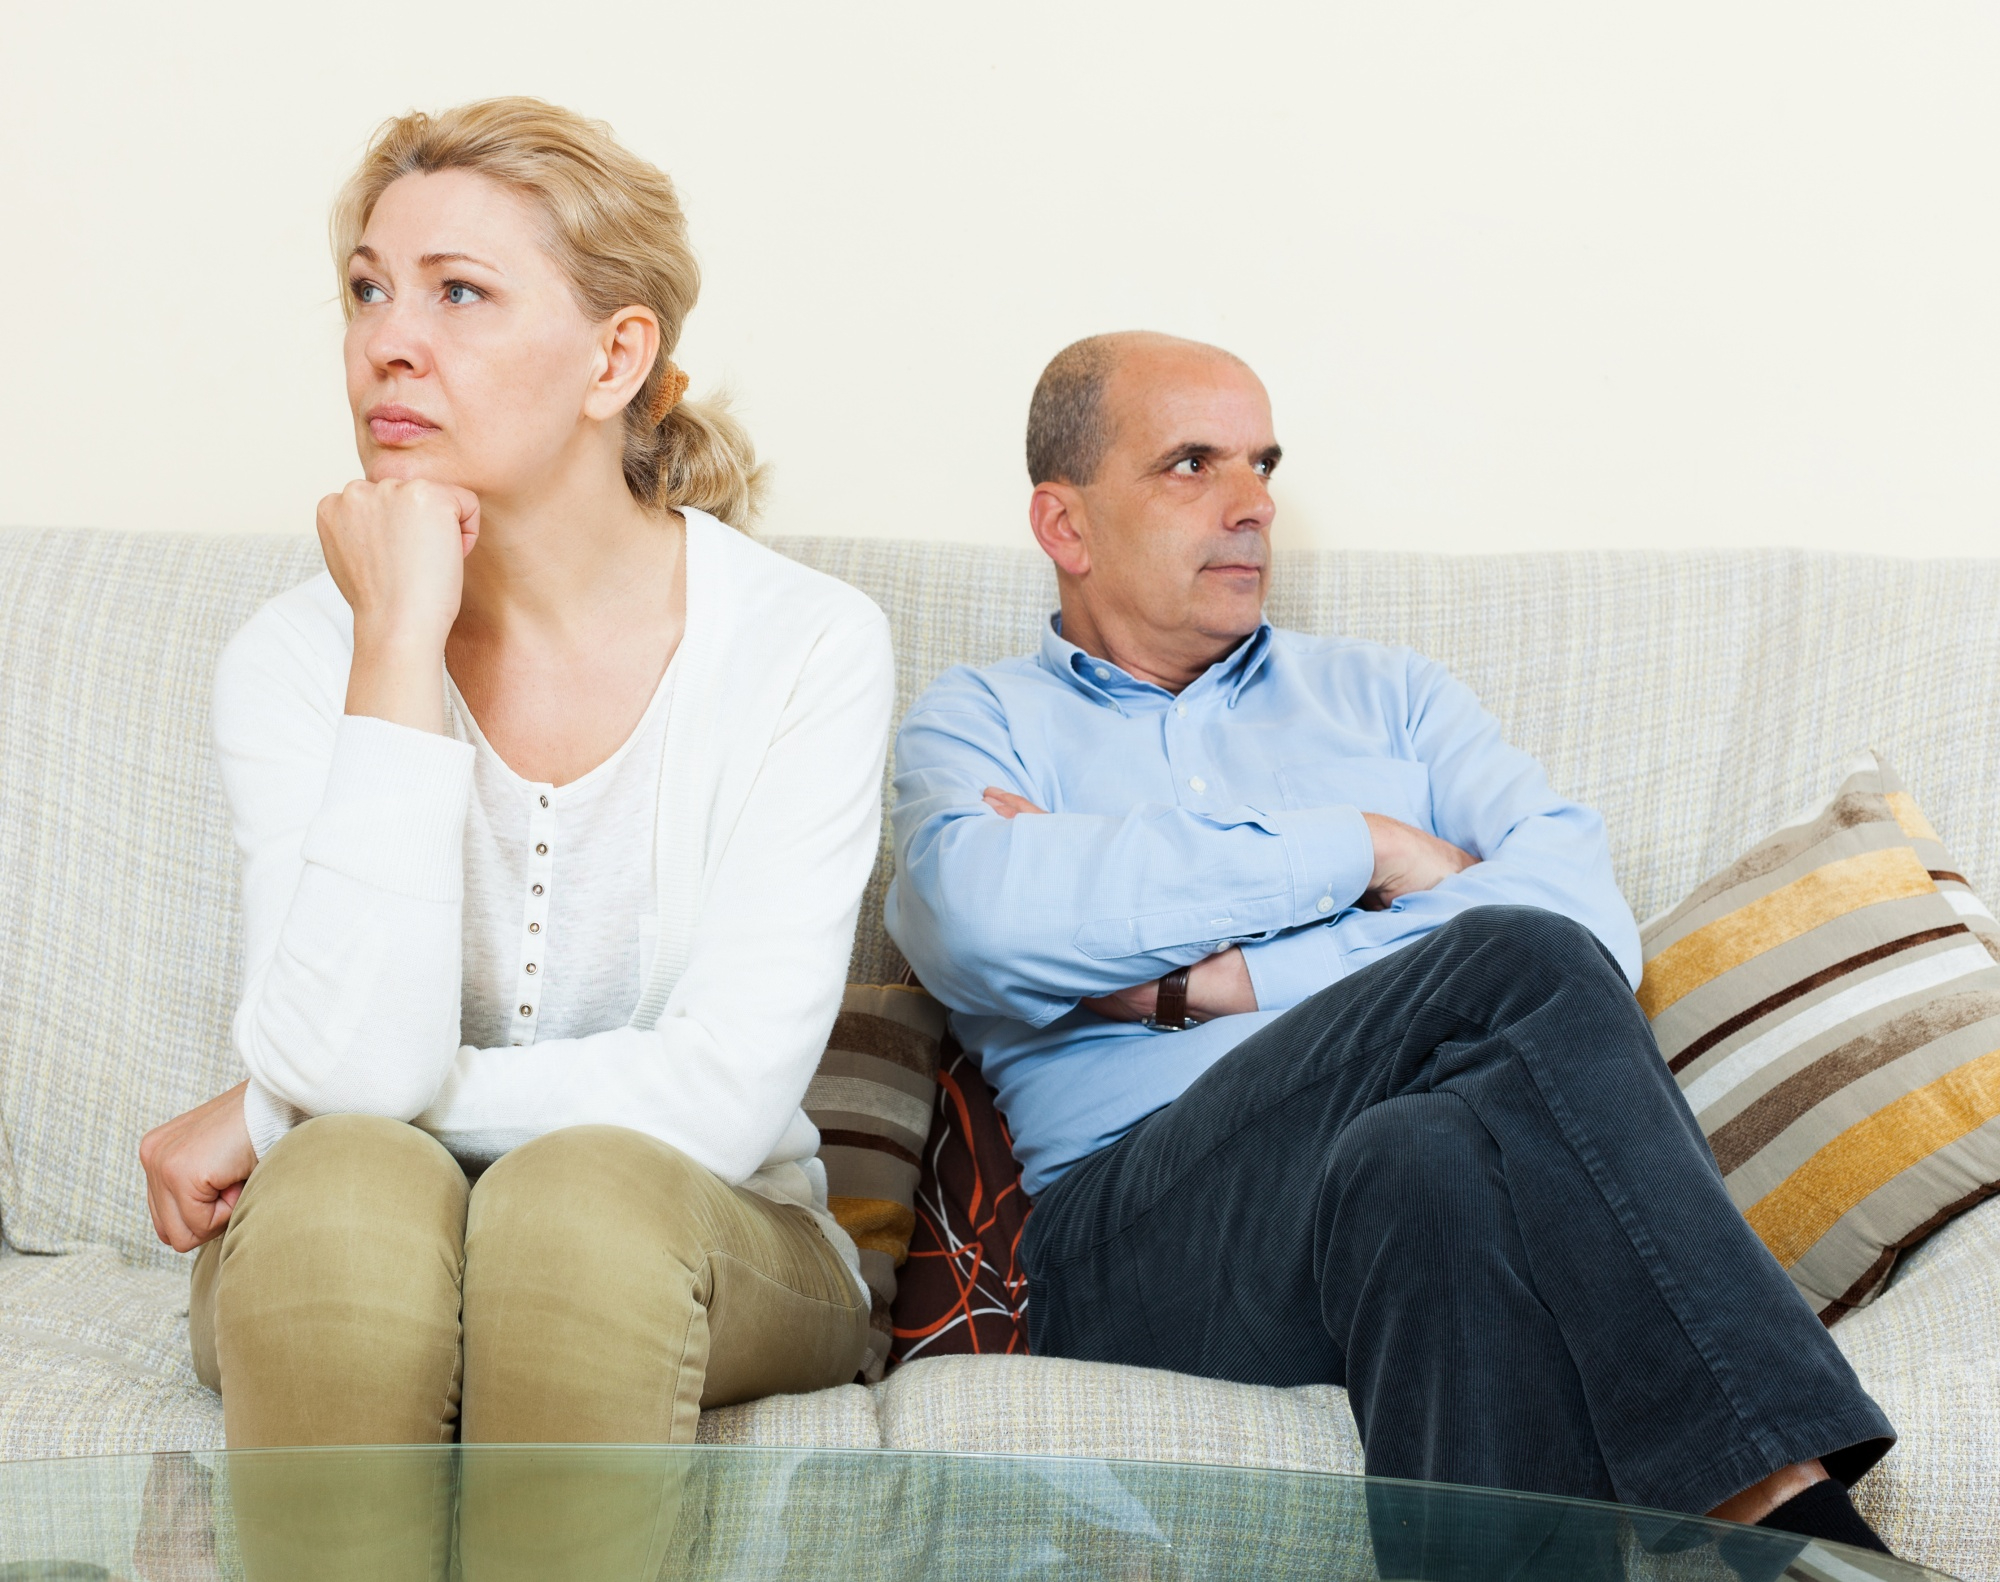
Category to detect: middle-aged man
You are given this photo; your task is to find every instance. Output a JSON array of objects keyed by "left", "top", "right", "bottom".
[{"left": 884, "top": 332, "right": 1896, "bottom": 1555}]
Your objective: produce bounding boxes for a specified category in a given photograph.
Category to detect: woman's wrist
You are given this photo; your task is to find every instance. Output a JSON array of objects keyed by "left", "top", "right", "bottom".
[{"left": 346, "top": 625, "right": 449, "bottom": 734}]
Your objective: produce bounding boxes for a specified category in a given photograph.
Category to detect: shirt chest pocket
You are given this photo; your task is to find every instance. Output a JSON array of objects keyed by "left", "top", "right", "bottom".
[{"left": 1276, "top": 756, "right": 1435, "bottom": 832}]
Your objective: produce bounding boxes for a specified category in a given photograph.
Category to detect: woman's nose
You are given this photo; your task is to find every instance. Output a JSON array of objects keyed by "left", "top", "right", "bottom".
[{"left": 361, "top": 299, "right": 431, "bottom": 377}]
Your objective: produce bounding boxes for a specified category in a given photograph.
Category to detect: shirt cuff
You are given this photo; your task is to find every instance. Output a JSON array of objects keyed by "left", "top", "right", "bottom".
[
  {"left": 1266, "top": 804, "right": 1375, "bottom": 919},
  {"left": 243, "top": 1079, "right": 303, "bottom": 1160},
  {"left": 1240, "top": 925, "right": 1345, "bottom": 1013},
  {"left": 299, "top": 713, "right": 475, "bottom": 902}
]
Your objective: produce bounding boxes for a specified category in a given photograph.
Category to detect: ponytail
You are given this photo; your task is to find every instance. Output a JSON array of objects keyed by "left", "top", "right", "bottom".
[{"left": 625, "top": 390, "right": 765, "bottom": 528}]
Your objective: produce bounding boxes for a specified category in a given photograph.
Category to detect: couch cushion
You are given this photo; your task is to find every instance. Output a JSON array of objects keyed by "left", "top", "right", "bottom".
[
  {"left": 806, "top": 985, "right": 946, "bottom": 1382},
  {"left": 1834, "top": 1192, "right": 2000, "bottom": 1575},
  {"left": 695, "top": 1384, "right": 881, "bottom": 1449},
  {"left": 0, "top": 530, "right": 320, "bottom": 1261},
  {"left": 889, "top": 1037, "right": 1032, "bottom": 1368},
  {"left": 874, "top": 1353, "right": 1364, "bottom": 1475},
  {"left": 1640, "top": 751, "right": 2000, "bottom": 1318},
  {"left": 0, "top": 1247, "right": 222, "bottom": 1458}
]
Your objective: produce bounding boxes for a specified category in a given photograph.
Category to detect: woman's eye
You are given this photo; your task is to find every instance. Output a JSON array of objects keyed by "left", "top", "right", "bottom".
[
  {"left": 444, "top": 282, "right": 483, "bottom": 306},
  {"left": 350, "top": 280, "right": 387, "bottom": 305}
]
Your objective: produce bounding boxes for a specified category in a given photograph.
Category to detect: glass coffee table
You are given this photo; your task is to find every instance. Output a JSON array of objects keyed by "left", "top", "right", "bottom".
[{"left": 0, "top": 1446, "right": 1949, "bottom": 1582}]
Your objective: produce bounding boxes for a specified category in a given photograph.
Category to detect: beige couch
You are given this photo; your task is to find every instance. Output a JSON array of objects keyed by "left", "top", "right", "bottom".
[{"left": 0, "top": 529, "right": 1995, "bottom": 1576}]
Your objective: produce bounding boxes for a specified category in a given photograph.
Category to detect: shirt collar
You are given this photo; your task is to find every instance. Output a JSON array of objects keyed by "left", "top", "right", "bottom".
[{"left": 1038, "top": 615, "right": 1275, "bottom": 711}]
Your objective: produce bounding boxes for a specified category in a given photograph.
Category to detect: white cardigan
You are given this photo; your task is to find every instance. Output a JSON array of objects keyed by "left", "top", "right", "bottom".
[{"left": 215, "top": 510, "right": 895, "bottom": 1263}]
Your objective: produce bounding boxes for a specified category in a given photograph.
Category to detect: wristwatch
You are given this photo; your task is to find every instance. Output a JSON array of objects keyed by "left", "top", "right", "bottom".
[{"left": 1146, "top": 967, "right": 1193, "bottom": 1031}]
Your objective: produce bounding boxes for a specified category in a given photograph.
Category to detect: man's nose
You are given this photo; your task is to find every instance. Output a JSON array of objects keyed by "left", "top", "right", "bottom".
[{"left": 1225, "top": 465, "right": 1276, "bottom": 531}]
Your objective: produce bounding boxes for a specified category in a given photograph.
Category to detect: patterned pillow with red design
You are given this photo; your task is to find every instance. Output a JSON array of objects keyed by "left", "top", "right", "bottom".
[{"left": 888, "top": 1034, "right": 1033, "bottom": 1364}]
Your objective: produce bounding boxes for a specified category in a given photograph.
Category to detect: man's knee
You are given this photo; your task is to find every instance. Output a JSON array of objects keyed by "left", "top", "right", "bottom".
[
  {"left": 1435, "top": 905, "right": 1617, "bottom": 986},
  {"left": 1331, "top": 1092, "right": 1488, "bottom": 1205}
]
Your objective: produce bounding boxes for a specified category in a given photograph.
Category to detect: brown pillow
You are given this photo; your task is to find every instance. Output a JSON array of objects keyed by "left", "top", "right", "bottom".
[
  {"left": 1640, "top": 751, "right": 2000, "bottom": 1320},
  {"left": 888, "top": 1033, "right": 1033, "bottom": 1367},
  {"left": 804, "top": 985, "right": 945, "bottom": 1381}
]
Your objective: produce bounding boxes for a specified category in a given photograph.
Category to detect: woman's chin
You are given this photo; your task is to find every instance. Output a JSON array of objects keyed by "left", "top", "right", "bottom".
[{"left": 363, "top": 454, "right": 462, "bottom": 486}]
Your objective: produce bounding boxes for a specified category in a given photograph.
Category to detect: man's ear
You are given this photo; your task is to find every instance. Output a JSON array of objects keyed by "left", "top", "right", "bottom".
[{"left": 1028, "top": 483, "right": 1091, "bottom": 578}]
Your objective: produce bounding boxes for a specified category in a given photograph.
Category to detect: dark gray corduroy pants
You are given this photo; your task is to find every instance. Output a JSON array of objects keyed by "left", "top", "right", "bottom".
[{"left": 1022, "top": 906, "right": 1894, "bottom": 1520}]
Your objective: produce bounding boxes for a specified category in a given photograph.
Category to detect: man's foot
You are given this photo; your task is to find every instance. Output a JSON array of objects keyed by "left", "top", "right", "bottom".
[{"left": 1755, "top": 1479, "right": 1892, "bottom": 1555}]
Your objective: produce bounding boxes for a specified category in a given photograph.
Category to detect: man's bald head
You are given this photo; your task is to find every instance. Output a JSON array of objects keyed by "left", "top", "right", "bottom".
[
  {"left": 1026, "top": 331, "right": 1247, "bottom": 487},
  {"left": 1023, "top": 331, "right": 1279, "bottom": 692}
]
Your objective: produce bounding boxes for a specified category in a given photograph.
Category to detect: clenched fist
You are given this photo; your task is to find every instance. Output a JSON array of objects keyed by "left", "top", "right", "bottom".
[
  {"left": 1361, "top": 812, "right": 1478, "bottom": 909},
  {"left": 316, "top": 477, "right": 480, "bottom": 653},
  {"left": 316, "top": 478, "right": 479, "bottom": 732},
  {"left": 140, "top": 1081, "right": 257, "bottom": 1253}
]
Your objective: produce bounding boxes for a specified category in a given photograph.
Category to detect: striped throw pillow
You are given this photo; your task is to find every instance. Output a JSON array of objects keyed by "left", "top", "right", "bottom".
[
  {"left": 1639, "top": 752, "right": 2000, "bottom": 1321},
  {"left": 806, "top": 984, "right": 945, "bottom": 1380}
]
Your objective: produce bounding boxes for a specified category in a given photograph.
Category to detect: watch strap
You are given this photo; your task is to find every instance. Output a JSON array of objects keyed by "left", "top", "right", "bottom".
[{"left": 1149, "top": 966, "right": 1193, "bottom": 1031}]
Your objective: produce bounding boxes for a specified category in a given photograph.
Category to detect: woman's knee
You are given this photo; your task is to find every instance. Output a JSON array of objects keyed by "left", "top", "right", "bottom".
[
  {"left": 247, "top": 1112, "right": 468, "bottom": 1227},
  {"left": 470, "top": 1125, "right": 718, "bottom": 1262},
  {"left": 213, "top": 1116, "right": 469, "bottom": 1446},
  {"left": 220, "top": 1115, "right": 468, "bottom": 1358}
]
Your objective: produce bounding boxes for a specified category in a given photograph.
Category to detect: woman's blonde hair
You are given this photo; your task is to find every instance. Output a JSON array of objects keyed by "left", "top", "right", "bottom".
[{"left": 332, "top": 96, "right": 764, "bottom": 526}]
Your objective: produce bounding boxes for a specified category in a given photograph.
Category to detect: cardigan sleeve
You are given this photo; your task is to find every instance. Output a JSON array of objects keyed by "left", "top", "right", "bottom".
[
  {"left": 214, "top": 595, "right": 474, "bottom": 1156},
  {"left": 411, "top": 601, "right": 896, "bottom": 1184}
]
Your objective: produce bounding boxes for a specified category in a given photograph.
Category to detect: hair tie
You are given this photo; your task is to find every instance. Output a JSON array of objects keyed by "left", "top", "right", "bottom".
[{"left": 646, "top": 361, "right": 690, "bottom": 427}]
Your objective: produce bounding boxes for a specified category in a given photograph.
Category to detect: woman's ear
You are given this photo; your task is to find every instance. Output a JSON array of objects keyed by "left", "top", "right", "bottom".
[{"left": 585, "top": 306, "right": 662, "bottom": 422}]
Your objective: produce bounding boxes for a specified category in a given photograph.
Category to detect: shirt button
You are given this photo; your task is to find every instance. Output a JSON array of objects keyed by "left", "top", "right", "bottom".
[
  {"left": 525, "top": 963, "right": 537, "bottom": 974},
  {"left": 519, "top": 1004, "right": 533, "bottom": 1017},
  {"left": 532, "top": 883, "right": 544, "bottom": 896},
  {"left": 1175, "top": 704, "right": 1187, "bottom": 717},
  {"left": 539, "top": 794, "right": 549, "bottom": 809},
  {"left": 1189, "top": 776, "right": 1207, "bottom": 793},
  {"left": 1316, "top": 895, "right": 1335, "bottom": 914},
  {"left": 529, "top": 922, "right": 540, "bottom": 934},
  {"left": 1094, "top": 667, "right": 1111, "bottom": 681},
  {"left": 535, "top": 843, "right": 548, "bottom": 856}
]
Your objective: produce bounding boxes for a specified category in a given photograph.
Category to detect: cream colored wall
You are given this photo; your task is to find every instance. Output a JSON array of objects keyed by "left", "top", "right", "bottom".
[{"left": 1, "top": 2, "right": 1994, "bottom": 554}]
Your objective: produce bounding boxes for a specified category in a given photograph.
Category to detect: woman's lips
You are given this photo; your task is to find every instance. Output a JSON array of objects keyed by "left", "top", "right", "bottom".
[{"left": 366, "top": 405, "right": 440, "bottom": 446}]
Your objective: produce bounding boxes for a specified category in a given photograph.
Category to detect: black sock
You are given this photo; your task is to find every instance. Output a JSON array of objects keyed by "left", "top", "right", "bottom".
[{"left": 1756, "top": 1479, "right": 1892, "bottom": 1555}]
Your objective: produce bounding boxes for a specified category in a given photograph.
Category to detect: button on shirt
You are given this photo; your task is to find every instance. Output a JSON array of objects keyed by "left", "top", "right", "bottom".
[
  {"left": 451, "top": 659, "right": 675, "bottom": 1053},
  {"left": 885, "top": 618, "right": 1640, "bottom": 1197}
]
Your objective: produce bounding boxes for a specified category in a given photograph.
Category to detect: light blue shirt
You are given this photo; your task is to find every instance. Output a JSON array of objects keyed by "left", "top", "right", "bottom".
[{"left": 885, "top": 617, "right": 1642, "bottom": 1197}]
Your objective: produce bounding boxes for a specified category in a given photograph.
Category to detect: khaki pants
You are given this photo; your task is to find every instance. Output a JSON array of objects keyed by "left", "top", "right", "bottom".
[{"left": 189, "top": 1115, "right": 870, "bottom": 1581}]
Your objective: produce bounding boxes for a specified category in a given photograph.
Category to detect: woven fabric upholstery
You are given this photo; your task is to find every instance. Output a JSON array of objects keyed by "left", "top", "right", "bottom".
[
  {"left": 0, "top": 1248, "right": 222, "bottom": 1457},
  {"left": 1834, "top": 1194, "right": 2000, "bottom": 1575},
  {"left": 0, "top": 531, "right": 321, "bottom": 1265},
  {"left": 694, "top": 1383, "right": 881, "bottom": 1448},
  {"left": 875, "top": 1354, "right": 1365, "bottom": 1475}
]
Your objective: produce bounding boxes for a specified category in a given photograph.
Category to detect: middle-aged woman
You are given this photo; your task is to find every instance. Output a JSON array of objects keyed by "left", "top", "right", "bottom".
[{"left": 137, "top": 98, "right": 892, "bottom": 1474}]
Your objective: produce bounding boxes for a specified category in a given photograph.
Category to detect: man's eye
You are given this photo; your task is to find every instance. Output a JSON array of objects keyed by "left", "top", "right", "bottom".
[
  {"left": 444, "top": 282, "right": 483, "bottom": 306},
  {"left": 350, "top": 280, "right": 387, "bottom": 305},
  {"left": 1172, "top": 456, "right": 1204, "bottom": 476}
]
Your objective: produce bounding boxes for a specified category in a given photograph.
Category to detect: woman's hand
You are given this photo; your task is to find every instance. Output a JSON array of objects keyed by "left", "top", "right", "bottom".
[
  {"left": 140, "top": 1081, "right": 258, "bottom": 1253},
  {"left": 316, "top": 479, "right": 479, "bottom": 732}
]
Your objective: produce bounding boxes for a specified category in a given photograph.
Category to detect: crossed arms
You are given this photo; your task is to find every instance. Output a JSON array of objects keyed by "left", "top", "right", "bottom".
[{"left": 885, "top": 653, "right": 1642, "bottom": 1026}]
